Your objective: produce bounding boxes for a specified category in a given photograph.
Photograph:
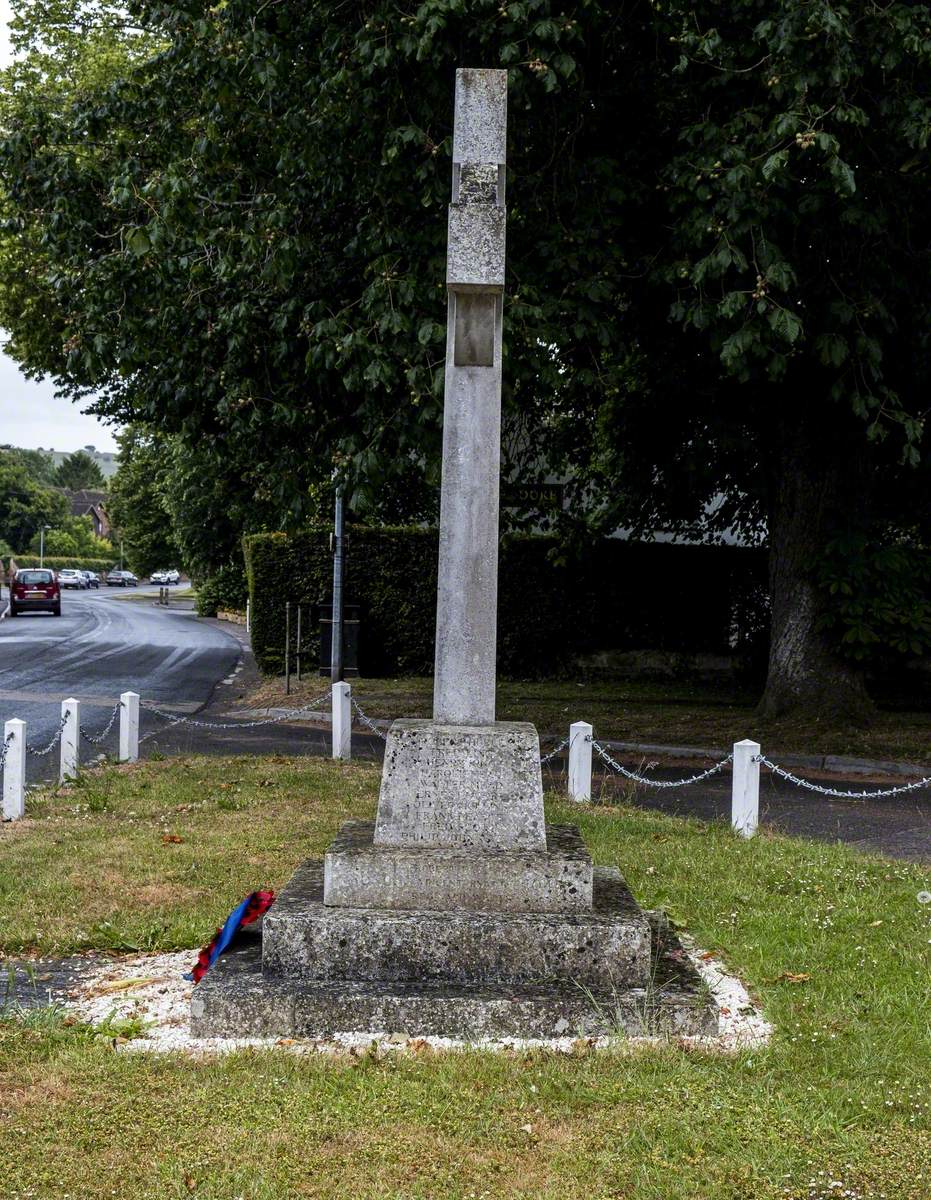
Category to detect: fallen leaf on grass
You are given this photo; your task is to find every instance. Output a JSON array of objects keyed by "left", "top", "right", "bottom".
[
  {"left": 770, "top": 971, "right": 810, "bottom": 985},
  {"left": 182, "top": 1173, "right": 197, "bottom": 1193},
  {"left": 698, "top": 951, "right": 716, "bottom": 961},
  {"left": 161, "top": 834, "right": 184, "bottom": 844}
]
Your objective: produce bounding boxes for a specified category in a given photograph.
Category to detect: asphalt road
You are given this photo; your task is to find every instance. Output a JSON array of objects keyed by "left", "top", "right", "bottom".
[{"left": 0, "top": 585, "right": 241, "bottom": 783}]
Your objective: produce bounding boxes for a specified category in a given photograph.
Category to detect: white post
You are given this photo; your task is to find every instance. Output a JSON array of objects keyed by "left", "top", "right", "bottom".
[
  {"left": 568, "top": 721, "right": 593, "bottom": 802},
  {"left": 246, "top": 598, "right": 251, "bottom": 634},
  {"left": 2, "top": 718, "right": 25, "bottom": 820},
  {"left": 60, "top": 698, "right": 79, "bottom": 783},
  {"left": 731, "top": 739, "right": 760, "bottom": 838},
  {"left": 332, "top": 681, "right": 351, "bottom": 761},
  {"left": 120, "top": 691, "right": 139, "bottom": 763}
]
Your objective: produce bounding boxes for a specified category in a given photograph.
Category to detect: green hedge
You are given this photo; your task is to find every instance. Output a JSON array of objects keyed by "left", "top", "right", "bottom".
[
  {"left": 3, "top": 556, "right": 115, "bottom": 574},
  {"left": 244, "top": 526, "right": 768, "bottom": 678},
  {"left": 196, "top": 563, "right": 250, "bottom": 617}
]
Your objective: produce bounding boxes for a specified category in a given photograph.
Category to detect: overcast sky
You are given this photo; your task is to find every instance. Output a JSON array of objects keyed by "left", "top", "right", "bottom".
[{"left": 0, "top": 0, "right": 120, "bottom": 454}]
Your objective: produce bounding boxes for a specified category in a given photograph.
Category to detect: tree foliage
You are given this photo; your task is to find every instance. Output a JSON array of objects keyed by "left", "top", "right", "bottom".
[
  {"left": 54, "top": 448, "right": 105, "bottom": 490},
  {"left": 1, "top": 0, "right": 930, "bottom": 709},
  {"left": 0, "top": 449, "right": 70, "bottom": 551}
]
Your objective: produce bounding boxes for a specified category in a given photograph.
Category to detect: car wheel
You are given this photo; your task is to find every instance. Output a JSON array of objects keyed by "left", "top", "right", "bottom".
[
  {"left": 8, "top": 604, "right": 17, "bottom": 617},
  {"left": 53, "top": 605, "right": 61, "bottom": 616}
]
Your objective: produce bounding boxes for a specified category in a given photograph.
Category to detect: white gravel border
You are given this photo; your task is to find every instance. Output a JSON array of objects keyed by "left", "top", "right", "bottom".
[{"left": 65, "top": 941, "right": 771, "bottom": 1056}]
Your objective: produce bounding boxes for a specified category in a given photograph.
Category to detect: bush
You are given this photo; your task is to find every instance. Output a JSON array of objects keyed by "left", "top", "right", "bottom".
[
  {"left": 3, "top": 555, "right": 115, "bottom": 574},
  {"left": 244, "top": 526, "right": 768, "bottom": 678},
  {"left": 196, "top": 563, "right": 249, "bottom": 617}
]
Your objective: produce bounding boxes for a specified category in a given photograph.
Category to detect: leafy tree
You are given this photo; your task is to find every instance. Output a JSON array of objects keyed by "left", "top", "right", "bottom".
[
  {"left": 27, "top": 513, "right": 112, "bottom": 558},
  {"left": 1, "top": 0, "right": 929, "bottom": 720},
  {"left": 0, "top": 444, "right": 57, "bottom": 484},
  {"left": 105, "top": 426, "right": 178, "bottom": 576},
  {"left": 54, "top": 448, "right": 105, "bottom": 490},
  {"left": 0, "top": 449, "right": 70, "bottom": 551}
]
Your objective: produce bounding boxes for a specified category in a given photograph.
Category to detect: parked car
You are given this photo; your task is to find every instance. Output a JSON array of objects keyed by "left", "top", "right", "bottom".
[
  {"left": 150, "top": 569, "right": 169, "bottom": 584},
  {"left": 165, "top": 569, "right": 181, "bottom": 585},
  {"left": 105, "top": 569, "right": 137, "bottom": 587},
  {"left": 57, "top": 568, "right": 87, "bottom": 590},
  {"left": 82, "top": 571, "right": 100, "bottom": 589},
  {"left": 8, "top": 568, "right": 61, "bottom": 617}
]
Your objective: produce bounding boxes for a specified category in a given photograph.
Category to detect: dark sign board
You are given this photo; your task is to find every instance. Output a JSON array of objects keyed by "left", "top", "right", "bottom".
[{"left": 501, "top": 483, "right": 564, "bottom": 511}]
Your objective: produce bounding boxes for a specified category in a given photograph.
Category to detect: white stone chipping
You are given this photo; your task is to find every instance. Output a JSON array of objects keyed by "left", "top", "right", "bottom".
[{"left": 63, "top": 941, "right": 771, "bottom": 1056}]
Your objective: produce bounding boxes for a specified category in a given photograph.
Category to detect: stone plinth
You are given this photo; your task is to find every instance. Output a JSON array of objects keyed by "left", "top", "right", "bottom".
[
  {"left": 324, "top": 820, "right": 592, "bottom": 912},
  {"left": 375, "top": 720, "right": 545, "bottom": 851},
  {"left": 190, "top": 900, "right": 718, "bottom": 1042},
  {"left": 265, "top": 861, "right": 646, "bottom": 988}
]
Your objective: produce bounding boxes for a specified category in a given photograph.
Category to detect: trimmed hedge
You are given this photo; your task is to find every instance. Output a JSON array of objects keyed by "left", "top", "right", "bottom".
[
  {"left": 3, "top": 556, "right": 115, "bottom": 574},
  {"left": 196, "top": 564, "right": 250, "bottom": 617},
  {"left": 244, "top": 526, "right": 768, "bottom": 678}
]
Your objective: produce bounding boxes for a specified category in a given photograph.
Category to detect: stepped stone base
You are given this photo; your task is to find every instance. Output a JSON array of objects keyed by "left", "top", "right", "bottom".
[
  {"left": 265, "top": 861, "right": 647, "bottom": 988},
  {"left": 324, "top": 820, "right": 593, "bottom": 912},
  {"left": 190, "top": 917, "right": 717, "bottom": 1041}
]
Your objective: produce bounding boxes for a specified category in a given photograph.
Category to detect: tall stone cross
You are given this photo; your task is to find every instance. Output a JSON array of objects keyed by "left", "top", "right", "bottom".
[
  {"left": 370, "top": 68, "right": 548, "bottom": 864},
  {"left": 433, "top": 68, "right": 507, "bottom": 728}
]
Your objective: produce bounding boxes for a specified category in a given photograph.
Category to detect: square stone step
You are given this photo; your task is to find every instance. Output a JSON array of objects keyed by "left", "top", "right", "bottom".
[
  {"left": 324, "top": 820, "right": 592, "bottom": 912},
  {"left": 374, "top": 720, "right": 546, "bottom": 851},
  {"left": 191, "top": 925, "right": 718, "bottom": 1042},
  {"left": 264, "top": 861, "right": 649, "bottom": 990}
]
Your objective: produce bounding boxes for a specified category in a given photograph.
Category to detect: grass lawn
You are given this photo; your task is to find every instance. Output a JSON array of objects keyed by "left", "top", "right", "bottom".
[
  {"left": 1, "top": 754, "right": 929, "bottom": 1199},
  {"left": 245, "top": 673, "right": 931, "bottom": 765}
]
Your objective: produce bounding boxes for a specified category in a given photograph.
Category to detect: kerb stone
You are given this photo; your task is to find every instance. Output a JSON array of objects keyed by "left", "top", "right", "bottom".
[{"left": 374, "top": 719, "right": 545, "bottom": 850}]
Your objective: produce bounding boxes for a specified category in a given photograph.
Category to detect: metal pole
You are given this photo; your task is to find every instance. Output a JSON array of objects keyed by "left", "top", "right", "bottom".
[
  {"left": 331, "top": 486, "right": 345, "bottom": 684},
  {"left": 285, "top": 601, "right": 291, "bottom": 696},
  {"left": 39, "top": 526, "right": 45, "bottom": 567},
  {"left": 120, "top": 539, "right": 124, "bottom": 571},
  {"left": 296, "top": 605, "right": 302, "bottom": 683}
]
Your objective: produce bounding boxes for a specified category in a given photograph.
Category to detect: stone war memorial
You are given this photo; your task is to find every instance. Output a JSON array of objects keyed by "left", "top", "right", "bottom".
[{"left": 192, "top": 69, "right": 716, "bottom": 1041}]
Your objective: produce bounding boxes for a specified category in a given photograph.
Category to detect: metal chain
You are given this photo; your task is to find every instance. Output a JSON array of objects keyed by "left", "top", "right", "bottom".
[
  {"left": 540, "top": 734, "right": 571, "bottom": 766},
  {"left": 26, "top": 712, "right": 69, "bottom": 758},
  {"left": 79, "top": 701, "right": 123, "bottom": 746},
  {"left": 591, "top": 737, "right": 733, "bottom": 789},
  {"left": 350, "top": 697, "right": 389, "bottom": 741},
  {"left": 142, "top": 689, "right": 333, "bottom": 731},
  {"left": 0, "top": 730, "right": 13, "bottom": 769},
  {"left": 756, "top": 755, "right": 931, "bottom": 800}
]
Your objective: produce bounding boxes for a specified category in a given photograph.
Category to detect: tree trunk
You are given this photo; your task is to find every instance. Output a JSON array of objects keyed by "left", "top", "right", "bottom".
[{"left": 758, "top": 406, "right": 875, "bottom": 724}]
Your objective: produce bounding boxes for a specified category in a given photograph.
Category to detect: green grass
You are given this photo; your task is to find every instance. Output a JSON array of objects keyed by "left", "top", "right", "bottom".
[
  {"left": 246, "top": 673, "right": 931, "bottom": 764},
  {"left": 0, "top": 756, "right": 929, "bottom": 1199}
]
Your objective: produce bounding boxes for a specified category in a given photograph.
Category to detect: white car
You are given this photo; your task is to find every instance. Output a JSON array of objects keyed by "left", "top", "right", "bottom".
[
  {"left": 150, "top": 570, "right": 169, "bottom": 584},
  {"left": 165, "top": 569, "right": 181, "bottom": 584},
  {"left": 57, "top": 568, "right": 86, "bottom": 590}
]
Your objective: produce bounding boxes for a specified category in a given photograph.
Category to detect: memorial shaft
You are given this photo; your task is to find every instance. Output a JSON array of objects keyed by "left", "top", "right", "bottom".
[{"left": 433, "top": 69, "right": 507, "bottom": 727}]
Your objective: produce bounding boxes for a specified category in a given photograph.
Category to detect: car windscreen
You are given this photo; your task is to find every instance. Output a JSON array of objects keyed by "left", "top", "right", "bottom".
[{"left": 18, "top": 570, "right": 54, "bottom": 585}]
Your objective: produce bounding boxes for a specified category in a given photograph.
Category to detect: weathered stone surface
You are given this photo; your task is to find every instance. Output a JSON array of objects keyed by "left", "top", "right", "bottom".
[
  {"left": 451, "top": 68, "right": 507, "bottom": 167},
  {"left": 375, "top": 720, "right": 546, "bottom": 850},
  {"left": 447, "top": 204, "right": 506, "bottom": 292},
  {"left": 324, "top": 820, "right": 592, "bottom": 912},
  {"left": 191, "top": 921, "right": 718, "bottom": 1041},
  {"left": 267, "top": 862, "right": 644, "bottom": 988},
  {"left": 433, "top": 68, "right": 507, "bottom": 728}
]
